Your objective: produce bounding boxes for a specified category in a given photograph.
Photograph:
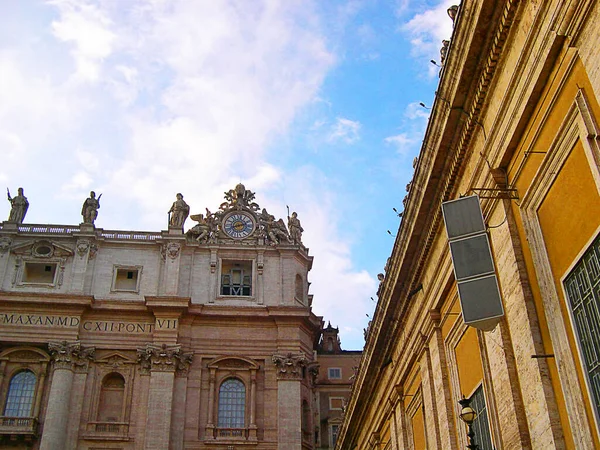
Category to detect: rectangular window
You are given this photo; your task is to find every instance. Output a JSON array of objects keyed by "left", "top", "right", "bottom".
[
  {"left": 328, "top": 368, "right": 342, "bottom": 380},
  {"left": 221, "top": 260, "right": 252, "bottom": 296},
  {"left": 22, "top": 262, "right": 57, "bottom": 284},
  {"left": 469, "top": 385, "right": 493, "bottom": 450},
  {"left": 329, "top": 397, "right": 344, "bottom": 410},
  {"left": 564, "top": 233, "right": 600, "bottom": 420},
  {"left": 112, "top": 266, "right": 141, "bottom": 292}
]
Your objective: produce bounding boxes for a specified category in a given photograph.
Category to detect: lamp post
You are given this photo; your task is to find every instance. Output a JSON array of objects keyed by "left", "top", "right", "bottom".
[{"left": 458, "top": 397, "right": 479, "bottom": 450}]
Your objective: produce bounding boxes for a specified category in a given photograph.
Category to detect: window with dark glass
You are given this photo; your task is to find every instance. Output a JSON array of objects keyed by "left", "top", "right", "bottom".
[
  {"left": 221, "top": 261, "right": 252, "bottom": 296},
  {"left": 217, "top": 378, "right": 246, "bottom": 428},
  {"left": 564, "top": 233, "right": 600, "bottom": 419},
  {"left": 4, "top": 371, "right": 36, "bottom": 417},
  {"left": 469, "top": 385, "right": 493, "bottom": 450}
]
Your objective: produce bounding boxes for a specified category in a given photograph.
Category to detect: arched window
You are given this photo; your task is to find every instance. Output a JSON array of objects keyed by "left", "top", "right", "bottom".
[
  {"left": 97, "top": 373, "right": 125, "bottom": 422},
  {"left": 218, "top": 378, "right": 246, "bottom": 428},
  {"left": 4, "top": 370, "right": 36, "bottom": 417}
]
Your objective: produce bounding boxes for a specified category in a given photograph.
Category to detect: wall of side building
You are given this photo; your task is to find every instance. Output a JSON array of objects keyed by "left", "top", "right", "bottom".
[{"left": 338, "top": 1, "right": 600, "bottom": 449}]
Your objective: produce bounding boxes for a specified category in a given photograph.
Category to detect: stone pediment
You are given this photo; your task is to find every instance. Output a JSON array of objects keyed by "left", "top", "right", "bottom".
[
  {"left": 207, "top": 355, "right": 260, "bottom": 370},
  {"left": 10, "top": 239, "right": 74, "bottom": 258},
  {"left": 95, "top": 351, "right": 136, "bottom": 368},
  {"left": 0, "top": 346, "right": 50, "bottom": 362}
]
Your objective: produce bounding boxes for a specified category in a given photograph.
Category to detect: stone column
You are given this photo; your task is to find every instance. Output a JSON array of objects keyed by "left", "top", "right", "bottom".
[
  {"left": 170, "top": 354, "right": 193, "bottom": 450},
  {"left": 249, "top": 368, "right": 258, "bottom": 440},
  {"left": 272, "top": 352, "right": 307, "bottom": 450},
  {"left": 137, "top": 343, "right": 192, "bottom": 450},
  {"left": 205, "top": 367, "right": 217, "bottom": 439},
  {"left": 40, "top": 341, "right": 94, "bottom": 450}
]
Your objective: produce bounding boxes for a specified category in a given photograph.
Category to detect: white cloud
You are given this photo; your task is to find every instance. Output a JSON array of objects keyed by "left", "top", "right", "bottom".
[
  {"left": 50, "top": 0, "right": 116, "bottom": 82},
  {"left": 384, "top": 133, "right": 414, "bottom": 155},
  {"left": 401, "top": 0, "right": 455, "bottom": 77},
  {"left": 328, "top": 117, "right": 361, "bottom": 144},
  {"left": 279, "top": 166, "right": 377, "bottom": 348}
]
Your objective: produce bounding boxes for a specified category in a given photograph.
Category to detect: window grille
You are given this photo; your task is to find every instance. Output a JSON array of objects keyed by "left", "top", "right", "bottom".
[
  {"left": 221, "top": 262, "right": 252, "bottom": 296},
  {"left": 328, "top": 368, "right": 342, "bottom": 379},
  {"left": 469, "top": 385, "right": 493, "bottom": 450},
  {"left": 4, "top": 371, "right": 36, "bottom": 417},
  {"left": 218, "top": 378, "right": 246, "bottom": 428},
  {"left": 564, "top": 234, "right": 600, "bottom": 417}
]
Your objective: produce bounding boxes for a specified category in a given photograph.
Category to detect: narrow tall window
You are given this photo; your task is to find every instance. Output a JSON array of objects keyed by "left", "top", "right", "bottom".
[
  {"left": 4, "top": 371, "right": 36, "bottom": 417},
  {"left": 469, "top": 385, "right": 493, "bottom": 450},
  {"left": 218, "top": 378, "right": 246, "bottom": 428}
]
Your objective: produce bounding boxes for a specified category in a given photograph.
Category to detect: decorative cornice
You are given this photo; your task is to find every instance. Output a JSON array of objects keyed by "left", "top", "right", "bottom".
[
  {"left": 48, "top": 341, "right": 94, "bottom": 371},
  {"left": 272, "top": 352, "right": 307, "bottom": 380}
]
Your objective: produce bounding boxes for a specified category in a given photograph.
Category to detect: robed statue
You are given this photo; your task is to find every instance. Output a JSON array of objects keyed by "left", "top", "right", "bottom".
[
  {"left": 6, "top": 187, "right": 29, "bottom": 223},
  {"left": 168, "top": 193, "right": 190, "bottom": 229},
  {"left": 82, "top": 191, "right": 101, "bottom": 224}
]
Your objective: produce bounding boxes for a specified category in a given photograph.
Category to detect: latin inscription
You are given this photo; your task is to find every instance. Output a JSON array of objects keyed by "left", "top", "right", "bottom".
[
  {"left": 0, "top": 313, "right": 178, "bottom": 334},
  {"left": 1, "top": 313, "right": 80, "bottom": 328}
]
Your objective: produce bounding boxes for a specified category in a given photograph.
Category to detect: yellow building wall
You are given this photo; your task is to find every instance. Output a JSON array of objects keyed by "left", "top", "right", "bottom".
[
  {"left": 508, "top": 54, "right": 600, "bottom": 447},
  {"left": 455, "top": 327, "right": 483, "bottom": 397},
  {"left": 411, "top": 405, "right": 426, "bottom": 450}
]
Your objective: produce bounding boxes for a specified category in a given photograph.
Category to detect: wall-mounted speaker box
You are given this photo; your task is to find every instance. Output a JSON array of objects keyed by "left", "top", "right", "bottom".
[{"left": 442, "top": 196, "right": 504, "bottom": 331}]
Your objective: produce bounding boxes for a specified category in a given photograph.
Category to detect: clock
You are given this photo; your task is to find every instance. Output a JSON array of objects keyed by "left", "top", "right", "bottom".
[{"left": 223, "top": 212, "right": 256, "bottom": 239}]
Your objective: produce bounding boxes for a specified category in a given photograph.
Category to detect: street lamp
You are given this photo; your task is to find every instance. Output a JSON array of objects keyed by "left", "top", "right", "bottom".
[{"left": 458, "top": 397, "right": 479, "bottom": 449}]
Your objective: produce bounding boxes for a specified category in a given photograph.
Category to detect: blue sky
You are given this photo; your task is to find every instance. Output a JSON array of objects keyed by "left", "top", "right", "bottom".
[{"left": 0, "top": 0, "right": 455, "bottom": 350}]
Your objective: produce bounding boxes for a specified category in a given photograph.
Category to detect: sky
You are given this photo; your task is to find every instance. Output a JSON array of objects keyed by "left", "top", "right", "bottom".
[{"left": 0, "top": 0, "right": 455, "bottom": 350}]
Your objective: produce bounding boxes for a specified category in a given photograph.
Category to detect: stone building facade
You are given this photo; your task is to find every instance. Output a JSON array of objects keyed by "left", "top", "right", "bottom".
[
  {"left": 338, "top": 1, "right": 600, "bottom": 449},
  {"left": 0, "top": 184, "right": 359, "bottom": 450}
]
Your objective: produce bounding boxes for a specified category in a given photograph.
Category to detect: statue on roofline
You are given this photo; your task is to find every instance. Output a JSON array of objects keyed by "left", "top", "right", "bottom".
[
  {"left": 6, "top": 187, "right": 28, "bottom": 224},
  {"left": 82, "top": 191, "right": 101, "bottom": 225},
  {"left": 168, "top": 193, "right": 189, "bottom": 229}
]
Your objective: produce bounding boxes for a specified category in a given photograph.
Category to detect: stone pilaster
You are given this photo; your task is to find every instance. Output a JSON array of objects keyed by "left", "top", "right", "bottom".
[
  {"left": 272, "top": 352, "right": 307, "bottom": 450},
  {"left": 428, "top": 319, "right": 459, "bottom": 450},
  {"left": 70, "top": 237, "right": 93, "bottom": 293},
  {"left": 137, "top": 343, "right": 192, "bottom": 450},
  {"left": 160, "top": 240, "right": 184, "bottom": 296},
  {"left": 40, "top": 341, "right": 94, "bottom": 450}
]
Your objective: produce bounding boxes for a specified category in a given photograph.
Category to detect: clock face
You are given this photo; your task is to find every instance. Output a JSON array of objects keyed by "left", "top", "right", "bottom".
[{"left": 223, "top": 212, "right": 255, "bottom": 239}]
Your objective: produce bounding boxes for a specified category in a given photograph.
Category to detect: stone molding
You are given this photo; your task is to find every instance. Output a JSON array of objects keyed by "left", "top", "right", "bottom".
[
  {"left": 48, "top": 341, "right": 95, "bottom": 371},
  {"left": 272, "top": 352, "right": 307, "bottom": 380},
  {"left": 136, "top": 343, "right": 193, "bottom": 375}
]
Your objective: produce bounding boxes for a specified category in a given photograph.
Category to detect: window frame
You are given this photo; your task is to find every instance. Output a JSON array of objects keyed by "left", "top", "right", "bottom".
[
  {"left": 111, "top": 265, "right": 143, "bottom": 293},
  {"left": 218, "top": 259, "right": 255, "bottom": 298},
  {"left": 327, "top": 367, "right": 342, "bottom": 380},
  {"left": 328, "top": 396, "right": 345, "bottom": 411},
  {"left": 3, "top": 370, "right": 37, "bottom": 418}
]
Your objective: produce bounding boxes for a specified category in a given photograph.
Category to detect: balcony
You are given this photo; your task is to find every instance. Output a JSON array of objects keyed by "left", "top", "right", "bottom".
[
  {"left": 205, "top": 427, "right": 258, "bottom": 445},
  {"left": 0, "top": 417, "right": 38, "bottom": 441},
  {"left": 82, "top": 422, "right": 130, "bottom": 441}
]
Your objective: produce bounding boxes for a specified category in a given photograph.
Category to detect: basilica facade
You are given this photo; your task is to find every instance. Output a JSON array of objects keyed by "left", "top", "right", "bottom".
[{"left": 0, "top": 184, "right": 356, "bottom": 450}]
